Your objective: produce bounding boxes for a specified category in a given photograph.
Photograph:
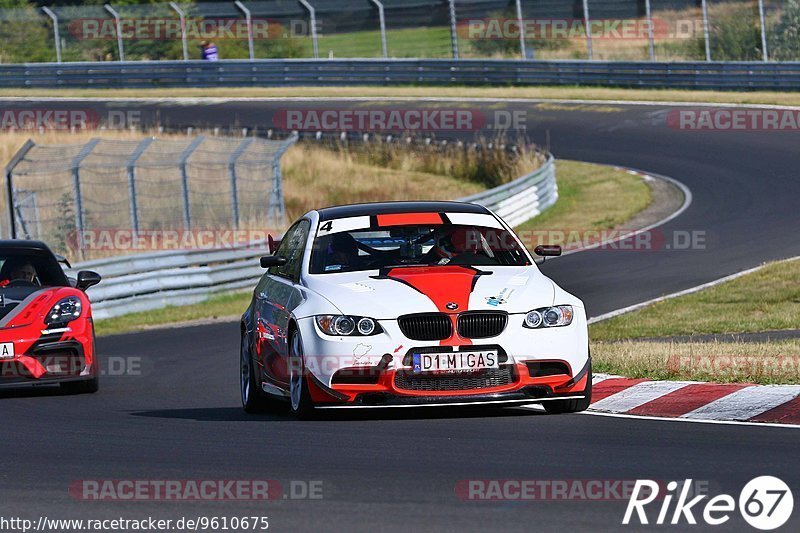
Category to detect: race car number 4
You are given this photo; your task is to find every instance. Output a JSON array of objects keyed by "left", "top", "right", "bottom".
[
  {"left": 413, "top": 351, "right": 498, "bottom": 373},
  {"left": 0, "top": 342, "right": 15, "bottom": 359}
]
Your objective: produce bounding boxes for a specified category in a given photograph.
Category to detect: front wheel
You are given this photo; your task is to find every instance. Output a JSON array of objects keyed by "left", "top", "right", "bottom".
[
  {"left": 241, "top": 332, "right": 273, "bottom": 413},
  {"left": 288, "top": 330, "right": 315, "bottom": 419},
  {"left": 61, "top": 355, "right": 100, "bottom": 394},
  {"left": 543, "top": 363, "right": 592, "bottom": 414},
  {"left": 60, "top": 376, "right": 99, "bottom": 394}
]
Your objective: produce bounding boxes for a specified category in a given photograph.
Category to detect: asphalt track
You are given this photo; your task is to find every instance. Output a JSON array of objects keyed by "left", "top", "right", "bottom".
[{"left": 2, "top": 98, "right": 799, "bottom": 531}]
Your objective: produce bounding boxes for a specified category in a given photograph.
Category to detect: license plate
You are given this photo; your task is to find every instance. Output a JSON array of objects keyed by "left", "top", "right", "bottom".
[
  {"left": 412, "top": 351, "right": 498, "bottom": 374},
  {"left": 0, "top": 342, "right": 15, "bottom": 360}
]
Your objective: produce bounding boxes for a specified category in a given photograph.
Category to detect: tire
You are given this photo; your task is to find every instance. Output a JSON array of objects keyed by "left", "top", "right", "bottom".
[
  {"left": 240, "top": 331, "right": 274, "bottom": 413},
  {"left": 288, "top": 329, "right": 315, "bottom": 419},
  {"left": 60, "top": 356, "right": 100, "bottom": 395},
  {"left": 543, "top": 362, "right": 592, "bottom": 415}
]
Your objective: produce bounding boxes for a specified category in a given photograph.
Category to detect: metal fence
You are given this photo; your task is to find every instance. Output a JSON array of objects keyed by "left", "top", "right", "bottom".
[
  {"left": 3, "top": 58, "right": 799, "bottom": 90},
  {"left": 64, "top": 154, "right": 557, "bottom": 319},
  {"left": 1, "top": 0, "right": 798, "bottom": 64},
  {"left": 3, "top": 134, "right": 298, "bottom": 260}
]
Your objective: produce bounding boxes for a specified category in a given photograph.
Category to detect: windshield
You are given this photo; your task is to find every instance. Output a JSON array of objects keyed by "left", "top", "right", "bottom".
[
  {"left": 310, "top": 223, "right": 531, "bottom": 274},
  {"left": 0, "top": 250, "right": 69, "bottom": 289}
]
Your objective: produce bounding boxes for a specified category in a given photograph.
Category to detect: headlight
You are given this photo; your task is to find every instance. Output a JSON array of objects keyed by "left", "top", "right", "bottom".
[
  {"left": 45, "top": 296, "right": 82, "bottom": 325},
  {"left": 523, "top": 305, "right": 573, "bottom": 329},
  {"left": 316, "top": 315, "right": 382, "bottom": 336},
  {"left": 357, "top": 317, "right": 376, "bottom": 335},
  {"left": 524, "top": 310, "right": 543, "bottom": 328}
]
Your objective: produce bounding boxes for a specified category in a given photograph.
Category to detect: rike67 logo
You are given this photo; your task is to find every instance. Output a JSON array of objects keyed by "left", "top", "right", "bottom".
[{"left": 624, "top": 476, "right": 793, "bottom": 530}]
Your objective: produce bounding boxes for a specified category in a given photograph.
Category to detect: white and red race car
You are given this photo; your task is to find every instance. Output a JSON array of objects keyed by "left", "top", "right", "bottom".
[{"left": 240, "top": 201, "right": 591, "bottom": 417}]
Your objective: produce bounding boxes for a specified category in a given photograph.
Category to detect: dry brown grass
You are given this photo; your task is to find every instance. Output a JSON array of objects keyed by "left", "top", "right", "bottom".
[
  {"left": 3, "top": 86, "right": 797, "bottom": 107},
  {"left": 281, "top": 143, "right": 485, "bottom": 222},
  {"left": 592, "top": 340, "right": 800, "bottom": 385}
]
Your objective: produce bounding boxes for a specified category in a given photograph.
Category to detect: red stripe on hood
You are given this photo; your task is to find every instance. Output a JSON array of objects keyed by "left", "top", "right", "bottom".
[{"left": 386, "top": 266, "right": 478, "bottom": 346}]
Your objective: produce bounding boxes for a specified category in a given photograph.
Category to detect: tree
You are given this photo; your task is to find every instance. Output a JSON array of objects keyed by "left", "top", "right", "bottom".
[
  {"left": 769, "top": 0, "right": 800, "bottom": 60},
  {"left": 0, "top": 0, "right": 53, "bottom": 63}
]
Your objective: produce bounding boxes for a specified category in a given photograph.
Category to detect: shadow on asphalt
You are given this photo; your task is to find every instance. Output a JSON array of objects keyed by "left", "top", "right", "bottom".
[
  {"left": 129, "top": 405, "right": 546, "bottom": 422},
  {"left": 0, "top": 385, "right": 67, "bottom": 398}
]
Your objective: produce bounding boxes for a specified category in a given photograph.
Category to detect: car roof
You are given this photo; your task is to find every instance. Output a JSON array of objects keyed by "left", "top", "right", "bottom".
[
  {"left": 316, "top": 201, "right": 491, "bottom": 221},
  {"left": 0, "top": 240, "right": 55, "bottom": 253}
]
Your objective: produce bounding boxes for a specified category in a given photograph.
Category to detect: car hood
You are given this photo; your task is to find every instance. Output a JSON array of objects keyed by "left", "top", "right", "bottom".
[
  {"left": 302, "top": 265, "right": 557, "bottom": 318},
  {"left": 0, "top": 286, "right": 55, "bottom": 325}
]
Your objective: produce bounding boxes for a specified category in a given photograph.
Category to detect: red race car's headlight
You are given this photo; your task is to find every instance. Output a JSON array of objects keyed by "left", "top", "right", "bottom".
[{"left": 45, "top": 296, "right": 83, "bottom": 325}]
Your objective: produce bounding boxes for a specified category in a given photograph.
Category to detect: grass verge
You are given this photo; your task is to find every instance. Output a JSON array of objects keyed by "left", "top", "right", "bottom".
[
  {"left": 3, "top": 86, "right": 799, "bottom": 107},
  {"left": 591, "top": 340, "right": 800, "bottom": 385},
  {"left": 282, "top": 143, "right": 488, "bottom": 221},
  {"left": 590, "top": 258, "right": 800, "bottom": 341},
  {"left": 589, "top": 258, "right": 800, "bottom": 385},
  {"left": 94, "top": 292, "right": 250, "bottom": 337},
  {"left": 516, "top": 161, "right": 651, "bottom": 234}
]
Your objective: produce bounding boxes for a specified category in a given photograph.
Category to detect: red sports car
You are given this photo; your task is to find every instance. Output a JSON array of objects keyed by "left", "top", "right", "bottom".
[{"left": 0, "top": 240, "right": 101, "bottom": 393}]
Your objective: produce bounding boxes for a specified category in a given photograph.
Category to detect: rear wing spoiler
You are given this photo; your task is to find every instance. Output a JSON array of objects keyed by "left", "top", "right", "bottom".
[{"left": 55, "top": 254, "right": 72, "bottom": 269}]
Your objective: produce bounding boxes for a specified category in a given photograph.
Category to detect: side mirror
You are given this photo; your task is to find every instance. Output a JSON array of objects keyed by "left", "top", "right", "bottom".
[
  {"left": 76, "top": 270, "right": 102, "bottom": 291},
  {"left": 534, "top": 245, "right": 562, "bottom": 257},
  {"left": 260, "top": 256, "right": 287, "bottom": 269}
]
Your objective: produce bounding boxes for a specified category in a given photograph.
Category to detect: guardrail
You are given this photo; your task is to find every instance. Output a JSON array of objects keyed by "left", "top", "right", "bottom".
[
  {"left": 73, "top": 155, "right": 556, "bottom": 319},
  {"left": 3, "top": 59, "right": 800, "bottom": 91},
  {"left": 460, "top": 155, "right": 556, "bottom": 229}
]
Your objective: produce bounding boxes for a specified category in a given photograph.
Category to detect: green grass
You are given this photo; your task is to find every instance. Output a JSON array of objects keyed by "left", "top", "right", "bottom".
[
  {"left": 591, "top": 257, "right": 800, "bottom": 384},
  {"left": 590, "top": 258, "right": 800, "bottom": 341},
  {"left": 516, "top": 160, "right": 651, "bottom": 234},
  {"left": 94, "top": 291, "right": 251, "bottom": 337},
  {"left": 300, "top": 27, "right": 452, "bottom": 59}
]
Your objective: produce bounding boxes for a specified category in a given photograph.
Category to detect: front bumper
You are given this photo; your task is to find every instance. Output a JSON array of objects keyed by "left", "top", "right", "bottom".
[
  {"left": 0, "top": 337, "right": 93, "bottom": 386},
  {"left": 296, "top": 315, "right": 590, "bottom": 407}
]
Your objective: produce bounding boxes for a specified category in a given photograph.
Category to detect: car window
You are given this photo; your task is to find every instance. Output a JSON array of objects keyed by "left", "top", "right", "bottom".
[
  {"left": 0, "top": 250, "right": 69, "bottom": 288},
  {"left": 270, "top": 220, "right": 310, "bottom": 281},
  {"left": 310, "top": 223, "right": 530, "bottom": 274}
]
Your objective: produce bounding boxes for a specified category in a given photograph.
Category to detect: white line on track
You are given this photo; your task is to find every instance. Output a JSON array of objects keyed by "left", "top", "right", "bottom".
[
  {"left": 588, "top": 256, "right": 800, "bottom": 323},
  {"left": 579, "top": 410, "right": 800, "bottom": 430},
  {"left": 592, "top": 374, "right": 618, "bottom": 386},
  {"left": 557, "top": 167, "right": 693, "bottom": 260},
  {"left": 681, "top": 385, "right": 800, "bottom": 421},
  {"left": 590, "top": 380, "right": 693, "bottom": 413}
]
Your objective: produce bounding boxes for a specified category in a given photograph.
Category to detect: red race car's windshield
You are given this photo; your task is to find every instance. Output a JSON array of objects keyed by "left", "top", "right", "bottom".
[
  {"left": 310, "top": 224, "right": 530, "bottom": 274},
  {"left": 0, "top": 250, "right": 69, "bottom": 289}
]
